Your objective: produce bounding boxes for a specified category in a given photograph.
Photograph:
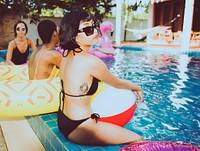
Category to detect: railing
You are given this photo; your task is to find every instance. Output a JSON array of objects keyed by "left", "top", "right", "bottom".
[{"left": 147, "top": 30, "right": 200, "bottom": 45}]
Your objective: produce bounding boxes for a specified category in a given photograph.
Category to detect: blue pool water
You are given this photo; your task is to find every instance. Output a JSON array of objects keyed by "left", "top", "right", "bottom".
[
  {"left": 0, "top": 50, "right": 6, "bottom": 62},
  {"left": 102, "top": 47, "right": 200, "bottom": 147}
]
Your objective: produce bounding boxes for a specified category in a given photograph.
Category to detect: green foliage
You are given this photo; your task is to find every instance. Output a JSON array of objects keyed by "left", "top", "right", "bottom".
[
  {"left": 126, "top": 1, "right": 148, "bottom": 20},
  {"left": 0, "top": 0, "right": 116, "bottom": 23}
]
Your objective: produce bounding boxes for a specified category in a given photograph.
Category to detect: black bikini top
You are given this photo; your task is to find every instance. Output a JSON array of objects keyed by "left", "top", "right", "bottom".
[
  {"left": 12, "top": 42, "right": 30, "bottom": 65},
  {"left": 60, "top": 47, "right": 100, "bottom": 97},
  {"left": 60, "top": 77, "right": 100, "bottom": 97}
]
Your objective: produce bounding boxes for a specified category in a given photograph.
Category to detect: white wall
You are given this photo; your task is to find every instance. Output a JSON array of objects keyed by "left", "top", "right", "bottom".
[
  {"left": 24, "top": 17, "right": 147, "bottom": 45},
  {"left": 23, "top": 17, "right": 62, "bottom": 45}
]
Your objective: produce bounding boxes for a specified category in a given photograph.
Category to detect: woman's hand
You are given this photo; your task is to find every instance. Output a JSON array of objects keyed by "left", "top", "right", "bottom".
[{"left": 133, "top": 89, "right": 144, "bottom": 104}]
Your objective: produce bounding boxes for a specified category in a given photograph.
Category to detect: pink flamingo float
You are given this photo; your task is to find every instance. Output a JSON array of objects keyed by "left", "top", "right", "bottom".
[{"left": 89, "top": 21, "right": 115, "bottom": 58}]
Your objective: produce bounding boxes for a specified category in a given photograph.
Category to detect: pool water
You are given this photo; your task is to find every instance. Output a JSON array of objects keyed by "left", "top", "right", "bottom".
[
  {"left": 103, "top": 48, "right": 200, "bottom": 147},
  {"left": 0, "top": 50, "right": 6, "bottom": 62},
  {"left": 0, "top": 48, "right": 199, "bottom": 149}
]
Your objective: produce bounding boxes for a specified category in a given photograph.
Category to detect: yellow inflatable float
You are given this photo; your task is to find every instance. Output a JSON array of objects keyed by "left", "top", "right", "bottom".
[
  {"left": 0, "top": 65, "right": 136, "bottom": 126},
  {"left": 0, "top": 77, "right": 60, "bottom": 117},
  {"left": 0, "top": 64, "right": 28, "bottom": 80}
]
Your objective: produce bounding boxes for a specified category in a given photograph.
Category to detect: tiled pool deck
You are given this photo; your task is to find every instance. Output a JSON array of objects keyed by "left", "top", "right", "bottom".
[{"left": 26, "top": 113, "right": 129, "bottom": 151}]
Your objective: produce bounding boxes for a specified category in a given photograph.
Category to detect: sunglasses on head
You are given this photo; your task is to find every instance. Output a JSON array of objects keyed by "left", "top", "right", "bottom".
[
  {"left": 16, "top": 27, "right": 26, "bottom": 32},
  {"left": 78, "top": 23, "right": 99, "bottom": 36}
]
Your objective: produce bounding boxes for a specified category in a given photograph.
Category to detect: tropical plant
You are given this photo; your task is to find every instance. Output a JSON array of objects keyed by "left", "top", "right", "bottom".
[
  {"left": 123, "top": 0, "right": 148, "bottom": 41},
  {"left": 0, "top": 0, "right": 116, "bottom": 23}
]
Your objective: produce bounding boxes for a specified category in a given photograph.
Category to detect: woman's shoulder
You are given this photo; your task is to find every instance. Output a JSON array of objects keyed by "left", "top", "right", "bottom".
[
  {"left": 9, "top": 39, "right": 16, "bottom": 45},
  {"left": 8, "top": 39, "right": 16, "bottom": 48},
  {"left": 27, "top": 37, "right": 32, "bottom": 43},
  {"left": 27, "top": 37, "right": 35, "bottom": 45},
  {"left": 85, "top": 53, "right": 104, "bottom": 67}
]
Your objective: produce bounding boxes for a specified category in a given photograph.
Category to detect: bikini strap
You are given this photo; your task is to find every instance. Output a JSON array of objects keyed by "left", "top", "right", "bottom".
[
  {"left": 91, "top": 113, "right": 100, "bottom": 123},
  {"left": 72, "top": 48, "right": 82, "bottom": 55},
  {"left": 63, "top": 48, "right": 83, "bottom": 57},
  {"left": 14, "top": 39, "right": 18, "bottom": 48},
  {"left": 60, "top": 80, "right": 65, "bottom": 111},
  {"left": 33, "top": 51, "right": 45, "bottom": 79},
  {"left": 26, "top": 38, "right": 30, "bottom": 47},
  {"left": 81, "top": 113, "right": 100, "bottom": 123}
]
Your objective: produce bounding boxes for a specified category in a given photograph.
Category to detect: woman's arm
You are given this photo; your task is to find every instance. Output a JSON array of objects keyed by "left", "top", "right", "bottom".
[
  {"left": 6, "top": 41, "right": 15, "bottom": 65},
  {"left": 28, "top": 38, "right": 37, "bottom": 51},
  {"left": 90, "top": 57, "right": 143, "bottom": 103}
]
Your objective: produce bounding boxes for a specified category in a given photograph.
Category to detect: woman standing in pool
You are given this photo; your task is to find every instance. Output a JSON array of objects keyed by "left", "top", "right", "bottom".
[
  {"left": 58, "top": 9, "right": 144, "bottom": 145},
  {"left": 6, "top": 21, "right": 36, "bottom": 65}
]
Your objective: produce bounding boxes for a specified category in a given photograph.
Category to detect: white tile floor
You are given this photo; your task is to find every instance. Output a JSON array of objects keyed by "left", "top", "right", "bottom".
[{"left": 0, "top": 117, "right": 45, "bottom": 151}]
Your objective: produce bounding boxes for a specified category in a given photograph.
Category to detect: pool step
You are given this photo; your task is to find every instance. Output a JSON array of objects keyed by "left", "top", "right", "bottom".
[{"left": 0, "top": 117, "right": 45, "bottom": 151}]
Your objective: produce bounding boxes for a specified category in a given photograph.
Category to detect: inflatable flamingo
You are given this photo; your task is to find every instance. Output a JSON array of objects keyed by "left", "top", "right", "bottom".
[{"left": 89, "top": 21, "right": 115, "bottom": 58}]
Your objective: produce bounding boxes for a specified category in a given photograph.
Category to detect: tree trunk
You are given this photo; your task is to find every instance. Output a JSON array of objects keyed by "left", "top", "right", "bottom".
[
  {"left": 0, "top": 15, "right": 20, "bottom": 50},
  {"left": 123, "top": 0, "right": 129, "bottom": 42}
]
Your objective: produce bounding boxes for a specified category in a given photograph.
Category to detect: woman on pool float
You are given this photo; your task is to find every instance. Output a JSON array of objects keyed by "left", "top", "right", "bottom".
[
  {"left": 58, "top": 9, "right": 144, "bottom": 145},
  {"left": 6, "top": 21, "right": 36, "bottom": 65}
]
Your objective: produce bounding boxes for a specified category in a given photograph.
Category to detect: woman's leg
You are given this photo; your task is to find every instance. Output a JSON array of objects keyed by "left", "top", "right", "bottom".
[{"left": 68, "top": 118, "right": 144, "bottom": 146}]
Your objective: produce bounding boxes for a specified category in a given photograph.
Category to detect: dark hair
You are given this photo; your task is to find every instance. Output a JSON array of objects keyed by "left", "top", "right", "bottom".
[
  {"left": 37, "top": 19, "right": 57, "bottom": 44},
  {"left": 59, "top": 9, "right": 95, "bottom": 52},
  {"left": 14, "top": 21, "right": 28, "bottom": 37}
]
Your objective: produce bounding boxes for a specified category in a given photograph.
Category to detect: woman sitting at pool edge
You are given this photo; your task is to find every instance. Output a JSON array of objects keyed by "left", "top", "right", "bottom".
[
  {"left": 6, "top": 21, "right": 36, "bottom": 65},
  {"left": 58, "top": 9, "right": 145, "bottom": 146}
]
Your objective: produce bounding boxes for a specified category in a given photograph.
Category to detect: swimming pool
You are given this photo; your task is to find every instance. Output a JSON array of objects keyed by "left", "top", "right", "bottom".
[
  {"left": 102, "top": 47, "right": 200, "bottom": 147},
  {"left": 0, "top": 50, "right": 6, "bottom": 62},
  {"left": 0, "top": 47, "right": 199, "bottom": 149}
]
